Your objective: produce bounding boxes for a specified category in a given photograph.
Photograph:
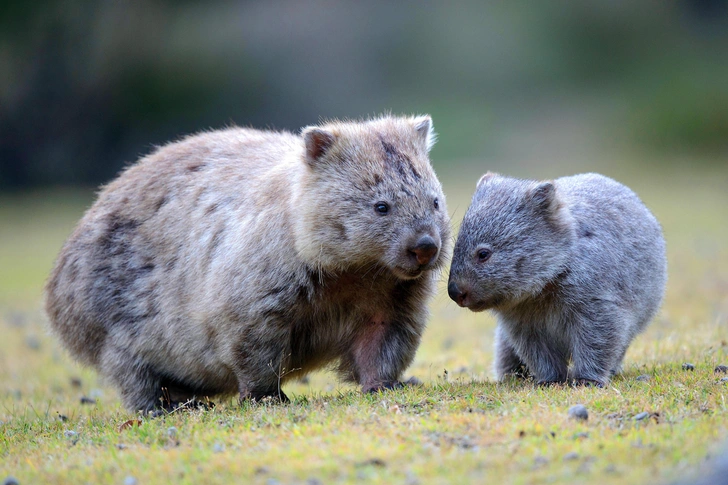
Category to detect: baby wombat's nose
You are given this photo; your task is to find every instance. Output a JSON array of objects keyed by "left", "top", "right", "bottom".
[
  {"left": 409, "top": 235, "right": 439, "bottom": 266},
  {"left": 448, "top": 281, "right": 468, "bottom": 306}
]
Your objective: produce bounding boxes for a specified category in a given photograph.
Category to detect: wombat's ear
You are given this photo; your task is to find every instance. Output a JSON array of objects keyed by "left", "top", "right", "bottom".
[
  {"left": 476, "top": 172, "right": 498, "bottom": 189},
  {"left": 411, "top": 115, "right": 436, "bottom": 152},
  {"left": 302, "top": 127, "right": 336, "bottom": 166},
  {"left": 529, "top": 181, "right": 559, "bottom": 213}
]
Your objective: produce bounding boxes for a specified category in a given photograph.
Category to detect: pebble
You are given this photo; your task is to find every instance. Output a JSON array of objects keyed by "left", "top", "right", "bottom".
[
  {"left": 715, "top": 365, "right": 728, "bottom": 374},
  {"left": 64, "top": 430, "right": 79, "bottom": 445},
  {"left": 682, "top": 363, "right": 695, "bottom": 371},
  {"left": 25, "top": 336, "right": 41, "bottom": 350},
  {"left": 124, "top": 477, "right": 138, "bottom": 485},
  {"left": 574, "top": 432, "right": 590, "bottom": 440},
  {"left": 563, "top": 452, "right": 579, "bottom": 461},
  {"left": 634, "top": 411, "right": 650, "bottom": 421},
  {"left": 720, "top": 377, "right": 728, "bottom": 383},
  {"left": 568, "top": 404, "right": 588, "bottom": 421},
  {"left": 167, "top": 427, "right": 178, "bottom": 439},
  {"left": 213, "top": 442, "right": 224, "bottom": 453},
  {"left": 636, "top": 374, "right": 651, "bottom": 382},
  {"left": 3, "top": 477, "right": 19, "bottom": 485}
]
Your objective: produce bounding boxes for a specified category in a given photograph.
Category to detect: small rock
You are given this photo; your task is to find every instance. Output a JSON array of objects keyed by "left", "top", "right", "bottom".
[
  {"left": 116, "top": 443, "right": 127, "bottom": 450},
  {"left": 634, "top": 411, "right": 650, "bottom": 421},
  {"left": 89, "top": 389, "right": 103, "bottom": 399},
  {"left": 636, "top": 374, "right": 651, "bottom": 382},
  {"left": 563, "top": 452, "right": 579, "bottom": 461},
  {"left": 357, "top": 458, "right": 386, "bottom": 467},
  {"left": 715, "top": 365, "right": 728, "bottom": 374},
  {"left": 167, "top": 427, "right": 178, "bottom": 439},
  {"left": 682, "top": 363, "right": 695, "bottom": 371},
  {"left": 720, "top": 377, "right": 728, "bottom": 383},
  {"left": 533, "top": 456, "right": 549, "bottom": 468},
  {"left": 3, "top": 476, "right": 20, "bottom": 485},
  {"left": 70, "top": 377, "right": 82, "bottom": 388},
  {"left": 254, "top": 467, "right": 269, "bottom": 475},
  {"left": 306, "top": 479, "right": 323, "bottom": 485},
  {"left": 568, "top": 404, "right": 588, "bottom": 421},
  {"left": 64, "top": 430, "right": 79, "bottom": 445},
  {"left": 265, "top": 479, "right": 281, "bottom": 485},
  {"left": 212, "top": 442, "right": 224, "bottom": 453},
  {"left": 124, "top": 477, "right": 138, "bottom": 485},
  {"left": 80, "top": 396, "right": 96, "bottom": 405},
  {"left": 604, "top": 464, "right": 618, "bottom": 474},
  {"left": 574, "top": 432, "right": 590, "bottom": 440},
  {"left": 25, "top": 335, "right": 41, "bottom": 350}
]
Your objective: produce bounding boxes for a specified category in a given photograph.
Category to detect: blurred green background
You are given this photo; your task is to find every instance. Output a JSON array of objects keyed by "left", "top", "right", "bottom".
[{"left": 1, "top": 0, "right": 727, "bottom": 190}]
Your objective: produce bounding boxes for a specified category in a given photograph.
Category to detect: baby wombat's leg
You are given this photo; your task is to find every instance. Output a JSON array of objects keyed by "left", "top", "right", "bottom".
[
  {"left": 493, "top": 324, "right": 529, "bottom": 380},
  {"left": 510, "top": 330, "right": 568, "bottom": 385},
  {"left": 100, "top": 343, "right": 164, "bottom": 412},
  {"left": 568, "top": 308, "right": 626, "bottom": 387},
  {"left": 343, "top": 315, "right": 421, "bottom": 393}
]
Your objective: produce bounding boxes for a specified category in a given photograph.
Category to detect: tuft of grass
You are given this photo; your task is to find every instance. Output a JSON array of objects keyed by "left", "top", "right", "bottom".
[{"left": 1, "top": 161, "right": 727, "bottom": 484}]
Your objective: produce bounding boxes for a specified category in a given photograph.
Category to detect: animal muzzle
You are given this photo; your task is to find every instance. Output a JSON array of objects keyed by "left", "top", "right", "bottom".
[
  {"left": 447, "top": 280, "right": 469, "bottom": 306},
  {"left": 407, "top": 234, "right": 440, "bottom": 266}
]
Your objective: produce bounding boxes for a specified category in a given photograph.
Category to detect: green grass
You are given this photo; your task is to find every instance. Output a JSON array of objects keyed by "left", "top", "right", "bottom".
[{"left": 1, "top": 162, "right": 727, "bottom": 484}]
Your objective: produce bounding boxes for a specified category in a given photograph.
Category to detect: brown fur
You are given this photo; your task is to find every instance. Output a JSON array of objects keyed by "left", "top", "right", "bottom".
[{"left": 45, "top": 115, "right": 451, "bottom": 412}]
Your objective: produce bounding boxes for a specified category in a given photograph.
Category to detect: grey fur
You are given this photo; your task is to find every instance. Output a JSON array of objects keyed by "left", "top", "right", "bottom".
[
  {"left": 45, "top": 115, "right": 451, "bottom": 411},
  {"left": 448, "top": 172, "right": 666, "bottom": 386}
]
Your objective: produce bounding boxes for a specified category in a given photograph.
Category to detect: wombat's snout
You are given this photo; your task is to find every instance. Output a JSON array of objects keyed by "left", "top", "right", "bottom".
[
  {"left": 447, "top": 280, "right": 468, "bottom": 306},
  {"left": 408, "top": 235, "right": 439, "bottom": 266}
]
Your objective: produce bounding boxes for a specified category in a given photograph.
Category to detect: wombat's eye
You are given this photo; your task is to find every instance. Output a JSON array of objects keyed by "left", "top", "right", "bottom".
[
  {"left": 477, "top": 248, "right": 492, "bottom": 262},
  {"left": 374, "top": 202, "right": 389, "bottom": 215},
  {"left": 434, "top": 198, "right": 439, "bottom": 210}
]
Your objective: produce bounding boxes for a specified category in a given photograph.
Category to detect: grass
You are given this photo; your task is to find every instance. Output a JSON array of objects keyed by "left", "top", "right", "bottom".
[{"left": 1, "top": 160, "right": 727, "bottom": 484}]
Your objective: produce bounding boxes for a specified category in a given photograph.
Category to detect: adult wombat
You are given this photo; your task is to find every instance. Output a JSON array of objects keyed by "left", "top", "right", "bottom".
[
  {"left": 45, "top": 115, "right": 451, "bottom": 411},
  {"left": 448, "top": 172, "right": 666, "bottom": 386}
]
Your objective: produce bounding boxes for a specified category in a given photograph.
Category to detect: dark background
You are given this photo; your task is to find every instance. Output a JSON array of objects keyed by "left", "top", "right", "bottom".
[{"left": 1, "top": 0, "right": 727, "bottom": 190}]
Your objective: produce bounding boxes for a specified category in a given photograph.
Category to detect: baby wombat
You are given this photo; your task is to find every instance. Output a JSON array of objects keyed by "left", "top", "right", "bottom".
[
  {"left": 45, "top": 115, "right": 451, "bottom": 412},
  {"left": 448, "top": 172, "right": 666, "bottom": 386}
]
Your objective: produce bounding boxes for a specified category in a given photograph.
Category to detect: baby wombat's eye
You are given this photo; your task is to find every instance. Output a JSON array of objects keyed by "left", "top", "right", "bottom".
[
  {"left": 374, "top": 202, "right": 390, "bottom": 215},
  {"left": 434, "top": 198, "right": 439, "bottom": 210},
  {"left": 477, "top": 248, "right": 492, "bottom": 262}
]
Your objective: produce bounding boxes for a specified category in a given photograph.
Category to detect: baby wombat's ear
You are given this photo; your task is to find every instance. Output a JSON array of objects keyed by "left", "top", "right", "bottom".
[
  {"left": 528, "top": 181, "right": 560, "bottom": 214},
  {"left": 302, "top": 127, "right": 337, "bottom": 166},
  {"left": 476, "top": 171, "right": 499, "bottom": 189},
  {"left": 410, "top": 115, "right": 436, "bottom": 152}
]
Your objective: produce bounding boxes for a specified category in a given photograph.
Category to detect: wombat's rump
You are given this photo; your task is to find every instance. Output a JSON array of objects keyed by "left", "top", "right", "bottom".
[
  {"left": 448, "top": 172, "right": 666, "bottom": 386},
  {"left": 45, "top": 115, "right": 451, "bottom": 411}
]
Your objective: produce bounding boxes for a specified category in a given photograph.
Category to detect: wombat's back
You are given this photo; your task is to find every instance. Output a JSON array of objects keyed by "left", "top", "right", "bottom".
[
  {"left": 44, "top": 128, "right": 302, "bottom": 366},
  {"left": 557, "top": 173, "right": 667, "bottom": 333}
]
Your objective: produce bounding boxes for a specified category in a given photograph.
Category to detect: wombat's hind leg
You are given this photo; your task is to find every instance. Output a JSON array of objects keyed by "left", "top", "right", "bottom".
[
  {"left": 569, "top": 313, "right": 623, "bottom": 387},
  {"left": 494, "top": 325, "right": 530, "bottom": 380},
  {"left": 101, "top": 345, "right": 165, "bottom": 412}
]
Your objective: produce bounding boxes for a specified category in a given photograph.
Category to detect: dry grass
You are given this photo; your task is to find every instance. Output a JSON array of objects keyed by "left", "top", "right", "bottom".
[{"left": 1, "top": 161, "right": 727, "bottom": 484}]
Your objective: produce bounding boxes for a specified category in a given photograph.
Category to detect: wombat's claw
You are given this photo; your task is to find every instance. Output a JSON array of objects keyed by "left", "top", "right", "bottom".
[
  {"left": 571, "top": 378, "right": 604, "bottom": 388},
  {"left": 536, "top": 380, "right": 566, "bottom": 387},
  {"left": 365, "top": 381, "right": 404, "bottom": 393}
]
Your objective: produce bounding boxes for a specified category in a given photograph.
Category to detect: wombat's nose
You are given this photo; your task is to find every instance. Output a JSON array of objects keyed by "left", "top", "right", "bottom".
[
  {"left": 448, "top": 281, "right": 467, "bottom": 306},
  {"left": 409, "top": 235, "right": 439, "bottom": 266}
]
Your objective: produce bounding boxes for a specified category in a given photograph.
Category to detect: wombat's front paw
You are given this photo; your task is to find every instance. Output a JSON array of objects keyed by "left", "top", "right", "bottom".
[
  {"left": 536, "top": 379, "right": 567, "bottom": 387},
  {"left": 571, "top": 378, "right": 605, "bottom": 388},
  {"left": 364, "top": 381, "right": 404, "bottom": 393},
  {"left": 241, "top": 389, "right": 289, "bottom": 404}
]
